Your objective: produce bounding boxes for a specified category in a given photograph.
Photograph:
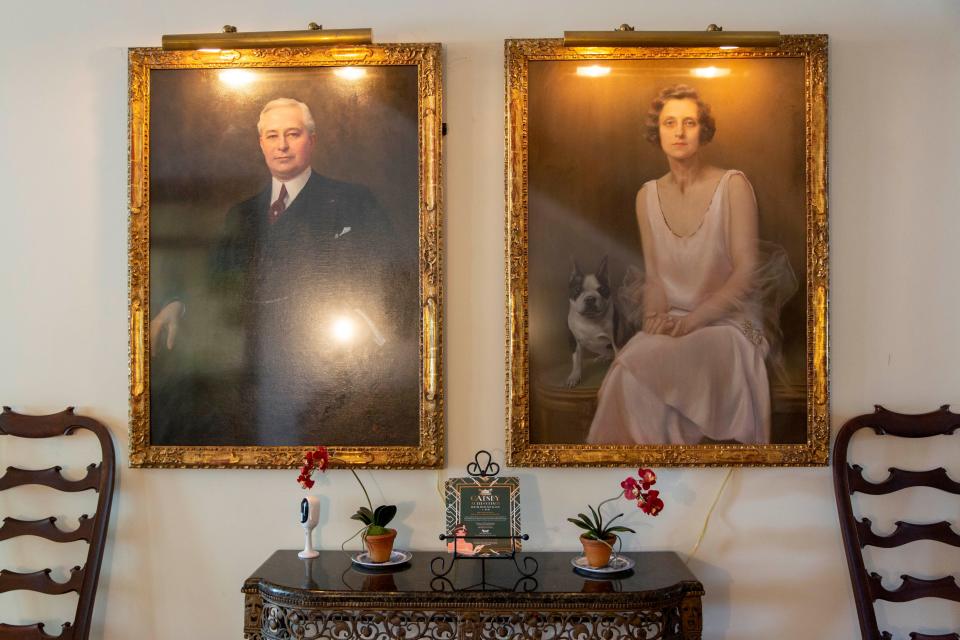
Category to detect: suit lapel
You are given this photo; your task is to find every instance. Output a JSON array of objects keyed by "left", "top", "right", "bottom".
[{"left": 279, "top": 171, "right": 339, "bottom": 237}]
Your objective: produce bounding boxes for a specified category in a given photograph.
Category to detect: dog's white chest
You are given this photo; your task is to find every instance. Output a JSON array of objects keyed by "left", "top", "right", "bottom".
[{"left": 568, "top": 310, "right": 615, "bottom": 355}]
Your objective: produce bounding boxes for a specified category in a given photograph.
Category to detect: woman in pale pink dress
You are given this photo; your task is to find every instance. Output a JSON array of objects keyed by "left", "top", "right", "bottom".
[{"left": 588, "top": 85, "right": 794, "bottom": 446}]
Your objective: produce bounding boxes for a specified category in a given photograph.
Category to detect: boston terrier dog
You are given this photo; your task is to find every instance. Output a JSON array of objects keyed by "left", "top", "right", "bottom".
[{"left": 566, "top": 256, "right": 624, "bottom": 388}]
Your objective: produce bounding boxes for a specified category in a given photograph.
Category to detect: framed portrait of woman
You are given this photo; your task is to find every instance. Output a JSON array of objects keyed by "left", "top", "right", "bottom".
[
  {"left": 505, "top": 35, "right": 828, "bottom": 467},
  {"left": 128, "top": 43, "right": 444, "bottom": 468}
]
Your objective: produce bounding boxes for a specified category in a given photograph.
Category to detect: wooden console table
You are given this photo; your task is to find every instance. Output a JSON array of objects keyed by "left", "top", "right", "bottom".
[{"left": 243, "top": 550, "right": 703, "bottom": 639}]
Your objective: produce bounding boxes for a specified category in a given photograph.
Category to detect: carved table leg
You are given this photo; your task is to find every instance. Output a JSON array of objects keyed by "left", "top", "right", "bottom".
[
  {"left": 459, "top": 611, "right": 480, "bottom": 640},
  {"left": 243, "top": 592, "right": 264, "bottom": 640},
  {"left": 679, "top": 594, "right": 702, "bottom": 640}
]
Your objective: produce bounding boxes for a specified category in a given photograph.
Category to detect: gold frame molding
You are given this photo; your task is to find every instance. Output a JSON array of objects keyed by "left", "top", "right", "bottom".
[
  {"left": 505, "top": 36, "right": 828, "bottom": 467},
  {"left": 128, "top": 43, "right": 444, "bottom": 469}
]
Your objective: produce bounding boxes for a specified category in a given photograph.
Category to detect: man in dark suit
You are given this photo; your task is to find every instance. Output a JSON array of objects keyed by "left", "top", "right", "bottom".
[{"left": 150, "top": 98, "right": 418, "bottom": 446}]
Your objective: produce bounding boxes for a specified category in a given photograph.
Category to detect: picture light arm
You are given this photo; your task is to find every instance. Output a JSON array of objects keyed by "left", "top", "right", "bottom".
[
  {"left": 162, "top": 23, "right": 373, "bottom": 50},
  {"left": 563, "top": 23, "right": 781, "bottom": 48}
]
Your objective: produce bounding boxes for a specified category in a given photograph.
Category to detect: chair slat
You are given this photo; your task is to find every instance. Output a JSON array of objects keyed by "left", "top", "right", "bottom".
[
  {"left": 0, "top": 622, "right": 73, "bottom": 640},
  {"left": 856, "top": 519, "right": 960, "bottom": 549},
  {"left": 0, "top": 516, "right": 93, "bottom": 543},
  {"left": 847, "top": 465, "right": 960, "bottom": 496},
  {"left": 868, "top": 573, "right": 960, "bottom": 603},
  {"left": 0, "top": 465, "right": 100, "bottom": 493},
  {"left": 0, "top": 568, "right": 83, "bottom": 595},
  {"left": 907, "top": 632, "right": 960, "bottom": 640}
]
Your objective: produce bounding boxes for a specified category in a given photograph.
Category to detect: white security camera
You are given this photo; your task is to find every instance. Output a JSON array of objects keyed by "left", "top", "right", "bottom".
[{"left": 298, "top": 495, "right": 320, "bottom": 559}]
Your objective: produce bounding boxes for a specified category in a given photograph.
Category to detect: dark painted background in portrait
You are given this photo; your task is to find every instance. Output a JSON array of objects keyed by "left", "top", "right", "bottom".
[
  {"left": 148, "top": 66, "right": 420, "bottom": 447},
  {"left": 526, "top": 58, "right": 807, "bottom": 444}
]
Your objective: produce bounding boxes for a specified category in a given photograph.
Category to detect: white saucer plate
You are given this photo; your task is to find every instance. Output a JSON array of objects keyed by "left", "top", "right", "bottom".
[
  {"left": 570, "top": 554, "right": 635, "bottom": 575},
  {"left": 351, "top": 549, "right": 413, "bottom": 568}
]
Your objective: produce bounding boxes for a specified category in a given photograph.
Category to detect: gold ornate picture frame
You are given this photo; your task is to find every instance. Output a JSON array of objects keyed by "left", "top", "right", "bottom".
[
  {"left": 129, "top": 43, "right": 443, "bottom": 468},
  {"left": 505, "top": 36, "right": 828, "bottom": 467}
]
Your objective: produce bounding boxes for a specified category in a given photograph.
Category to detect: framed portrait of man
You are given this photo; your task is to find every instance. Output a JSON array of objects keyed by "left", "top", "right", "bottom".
[
  {"left": 128, "top": 43, "right": 443, "bottom": 468},
  {"left": 505, "top": 36, "right": 828, "bottom": 467}
]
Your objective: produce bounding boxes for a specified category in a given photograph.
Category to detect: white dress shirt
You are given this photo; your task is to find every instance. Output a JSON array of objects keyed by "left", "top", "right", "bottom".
[{"left": 270, "top": 167, "right": 312, "bottom": 209}]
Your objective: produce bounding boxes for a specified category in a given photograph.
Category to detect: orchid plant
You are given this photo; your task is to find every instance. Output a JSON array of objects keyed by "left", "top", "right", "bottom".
[
  {"left": 297, "top": 445, "right": 397, "bottom": 536},
  {"left": 568, "top": 468, "right": 665, "bottom": 542}
]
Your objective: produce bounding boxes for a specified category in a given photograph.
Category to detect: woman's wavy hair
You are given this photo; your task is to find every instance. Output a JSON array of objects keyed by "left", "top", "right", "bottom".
[{"left": 644, "top": 85, "right": 716, "bottom": 145}]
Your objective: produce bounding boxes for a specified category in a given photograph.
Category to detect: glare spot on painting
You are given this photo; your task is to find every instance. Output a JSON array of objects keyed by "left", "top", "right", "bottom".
[
  {"left": 576, "top": 65, "right": 611, "bottom": 78},
  {"left": 331, "top": 316, "right": 355, "bottom": 343},
  {"left": 218, "top": 69, "right": 256, "bottom": 87},
  {"left": 334, "top": 67, "right": 367, "bottom": 80},
  {"left": 719, "top": 46, "right": 739, "bottom": 51},
  {"left": 690, "top": 66, "right": 730, "bottom": 78}
]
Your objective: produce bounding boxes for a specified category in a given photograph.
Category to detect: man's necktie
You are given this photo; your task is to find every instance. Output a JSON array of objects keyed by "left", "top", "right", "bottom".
[{"left": 268, "top": 184, "right": 288, "bottom": 223}]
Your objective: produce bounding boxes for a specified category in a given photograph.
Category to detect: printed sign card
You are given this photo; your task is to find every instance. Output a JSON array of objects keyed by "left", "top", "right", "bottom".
[{"left": 444, "top": 476, "right": 520, "bottom": 556}]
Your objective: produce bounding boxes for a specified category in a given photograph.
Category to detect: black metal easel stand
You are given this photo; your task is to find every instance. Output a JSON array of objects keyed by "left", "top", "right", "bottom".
[{"left": 430, "top": 451, "right": 539, "bottom": 591}]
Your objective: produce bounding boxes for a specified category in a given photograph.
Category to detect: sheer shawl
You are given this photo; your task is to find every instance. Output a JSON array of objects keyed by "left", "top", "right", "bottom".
[{"left": 619, "top": 239, "right": 798, "bottom": 386}]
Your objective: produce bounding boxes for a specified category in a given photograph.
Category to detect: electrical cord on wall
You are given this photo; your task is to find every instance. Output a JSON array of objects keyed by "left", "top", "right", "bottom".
[
  {"left": 686, "top": 468, "right": 734, "bottom": 564},
  {"left": 436, "top": 469, "right": 446, "bottom": 506}
]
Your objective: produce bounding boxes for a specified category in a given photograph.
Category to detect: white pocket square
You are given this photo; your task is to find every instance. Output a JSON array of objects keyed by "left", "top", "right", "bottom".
[{"left": 334, "top": 226, "right": 351, "bottom": 239}]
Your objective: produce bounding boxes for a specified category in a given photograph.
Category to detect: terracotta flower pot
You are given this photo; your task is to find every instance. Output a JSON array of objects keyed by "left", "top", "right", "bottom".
[
  {"left": 580, "top": 534, "right": 616, "bottom": 568},
  {"left": 364, "top": 529, "right": 398, "bottom": 563}
]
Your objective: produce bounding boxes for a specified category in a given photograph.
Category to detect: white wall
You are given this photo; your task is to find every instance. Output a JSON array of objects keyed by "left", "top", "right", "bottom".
[{"left": 2, "top": 1, "right": 959, "bottom": 638}]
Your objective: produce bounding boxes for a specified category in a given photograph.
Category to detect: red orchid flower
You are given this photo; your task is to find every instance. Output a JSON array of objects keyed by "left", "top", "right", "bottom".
[
  {"left": 638, "top": 489, "right": 664, "bottom": 516},
  {"left": 297, "top": 445, "right": 330, "bottom": 489},
  {"left": 637, "top": 468, "right": 657, "bottom": 490},
  {"left": 620, "top": 476, "right": 641, "bottom": 500},
  {"left": 314, "top": 446, "right": 329, "bottom": 471}
]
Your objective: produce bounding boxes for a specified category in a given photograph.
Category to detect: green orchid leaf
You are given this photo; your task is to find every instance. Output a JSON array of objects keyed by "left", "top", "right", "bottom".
[
  {"left": 606, "top": 513, "right": 625, "bottom": 527},
  {"left": 373, "top": 504, "right": 397, "bottom": 527},
  {"left": 567, "top": 517, "right": 593, "bottom": 531},
  {"left": 604, "top": 526, "right": 637, "bottom": 534},
  {"left": 352, "top": 507, "right": 374, "bottom": 525},
  {"left": 588, "top": 505, "right": 601, "bottom": 530},
  {"left": 576, "top": 513, "right": 595, "bottom": 531}
]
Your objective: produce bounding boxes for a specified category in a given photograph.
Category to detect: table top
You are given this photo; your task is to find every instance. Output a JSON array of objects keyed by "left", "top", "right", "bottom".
[{"left": 243, "top": 550, "right": 703, "bottom": 607}]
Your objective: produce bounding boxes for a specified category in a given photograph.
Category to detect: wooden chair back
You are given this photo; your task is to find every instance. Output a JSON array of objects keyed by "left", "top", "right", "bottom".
[
  {"left": 833, "top": 405, "right": 960, "bottom": 640},
  {"left": 0, "top": 407, "right": 116, "bottom": 640}
]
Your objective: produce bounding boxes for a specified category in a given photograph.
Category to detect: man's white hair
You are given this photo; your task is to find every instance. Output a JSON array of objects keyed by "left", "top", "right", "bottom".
[{"left": 257, "top": 98, "right": 316, "bottom": 135}]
